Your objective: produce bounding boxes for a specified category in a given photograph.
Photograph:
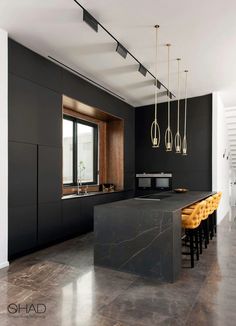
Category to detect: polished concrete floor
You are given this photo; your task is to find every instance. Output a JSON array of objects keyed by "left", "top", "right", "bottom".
[{"left": 1, "top": 210, "right": 236, "bottom": 326}]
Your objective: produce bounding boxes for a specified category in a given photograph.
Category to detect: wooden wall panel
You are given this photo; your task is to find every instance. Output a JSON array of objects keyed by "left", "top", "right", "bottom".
[{"left": 107, "top": 120, "right": 124, "bottom": 190}]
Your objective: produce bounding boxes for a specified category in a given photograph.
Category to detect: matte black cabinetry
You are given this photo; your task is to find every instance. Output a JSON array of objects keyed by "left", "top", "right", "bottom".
[
  {"left": 8, "top": 205, "right": 37, "bottom": 256},
  {"left": 8, "top": 142, "right": 37, "bottom": 257},
  {"left": 62, "top": 192, "right": 130, "bottom": 237},
  {"left": 37, "top": 146, "right": 63, "bottom": 245},
  {"left": 9, "top": 74, "right": 62, "bottom": 147},
  {"left": 38, "top": 146, "right": 62, "bottom": 203},
  {"left": 38, "top": 202, "right": 62, "bottom": 245},
  {"left": 8, "top": 40, "right": 62, "bottom": 93},
  {"left": 8, "top": 39, "right": 135, "bottom": 259},
  {"left": 8, "top": 142, "right": 37, "bottom": 207},
  {"left": 62, "top": 200, "right": 81, "bottom": 236}
]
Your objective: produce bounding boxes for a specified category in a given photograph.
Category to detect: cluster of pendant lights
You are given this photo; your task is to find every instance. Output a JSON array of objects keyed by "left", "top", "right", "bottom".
[{"left": 151, "top": 25, "right": 188, "bottom": 155}]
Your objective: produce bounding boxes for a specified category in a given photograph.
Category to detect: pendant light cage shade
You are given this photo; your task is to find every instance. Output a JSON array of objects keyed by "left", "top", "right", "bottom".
[
  {"left": 182, "top": 70, "right": 188, "bottom": 155},
  {"left": 150, "top": 25, "right": 161, "bottom": 148},
  {"left": 165, "top": 44, "right": 173, "bottom": 152},
  {"left": 165, "top": 127, "right": 173, "bottom": 151},
  {"left": 151, "top": 119, "right": 161, "bottom": 147},
  {"left": 182, "top": 136, "right": 187, "bottom": 155},
  {"left": 175, "top": 132, "right": 181, "bottom": 153},
  {"left": 175, "top": 58, "right": 182, "bottom": 153}
]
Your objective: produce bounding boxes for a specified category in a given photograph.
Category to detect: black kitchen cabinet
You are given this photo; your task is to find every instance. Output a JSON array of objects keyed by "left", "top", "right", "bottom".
[
  {"left": 62, "top": 192, "right": 129, "bottom": 237},
  {"left": 8, "top": 205, "right": 37, "bottom": 257},
  {"left": 8, "top": 39, "right": 135, "bottom": 258},
  {"left": 62, "top": 199, "right": 82, "bottom": 236},
  {"left": 8, "top": 39, "right": 62, "bottom": 94},
  {"left": 8, "top": 74, "right": 62, "bottom": 147},
  {"left": 38, "top": 201, "right": 62, "bottom": 245},
  {"left": 38, "top": 146, "right": 62, "bottom": 204},
  {"left": 8, "top": 142, "right": 37, "bottom": 208}
]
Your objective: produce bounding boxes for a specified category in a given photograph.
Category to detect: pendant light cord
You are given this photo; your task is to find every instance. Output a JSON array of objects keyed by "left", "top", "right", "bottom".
[
  {"left": 184, "top": 70, "right": 188, "bottom": 136},
  {"left": 167, "top": 44, "right": 171, "bottom": 129},
  {"left": 154, "top": 25, "right": 159, "bottom": 124},
  {"left": 177, "top": 59, "right": 180, "bottom": 133},
  {"left": 150, "top": 25, "right": 161, "bottom": 148}
]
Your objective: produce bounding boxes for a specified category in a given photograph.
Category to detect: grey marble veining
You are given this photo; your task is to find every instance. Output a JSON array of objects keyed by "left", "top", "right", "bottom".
[{"left": 94, "top": 191, "right": 214, "bottom": 282}]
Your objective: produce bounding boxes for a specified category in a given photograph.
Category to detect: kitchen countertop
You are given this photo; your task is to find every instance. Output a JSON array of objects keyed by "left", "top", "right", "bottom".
[
  {"left": 96, "top": 191, "right": 214, "bottom": 212},
  {"left": 62, "top": 190, "right": 128, "bottom": 200}
]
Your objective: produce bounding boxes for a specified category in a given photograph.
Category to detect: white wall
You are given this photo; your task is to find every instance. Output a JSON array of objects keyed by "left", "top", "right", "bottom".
[
  {"left": 230, "top": 169, "right": 236, "bottom": 206},
  {"left": 0, "top": 29, "right": 9, "bottom": 269},
  {"left": 212, "top": 92, "right": 230, "bottom": 224}
]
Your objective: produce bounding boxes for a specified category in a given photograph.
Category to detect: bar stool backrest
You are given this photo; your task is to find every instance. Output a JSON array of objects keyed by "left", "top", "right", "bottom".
[
  {"left": 202, "top": 199, "right": 209, "bottom": 220},
  {"left": 215, "top": 192, "right": 222, "bottom": 210},
  {"left": 182, "top": 200, "right": 206, "bottom": 229},
  {"left": 206, "top": 196, "right": 214, "bottom": 215}
]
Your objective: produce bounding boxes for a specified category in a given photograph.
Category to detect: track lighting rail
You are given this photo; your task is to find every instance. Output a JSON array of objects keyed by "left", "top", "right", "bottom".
[{"left": 73, "top": 0, "right": 175, "bottom": 99}]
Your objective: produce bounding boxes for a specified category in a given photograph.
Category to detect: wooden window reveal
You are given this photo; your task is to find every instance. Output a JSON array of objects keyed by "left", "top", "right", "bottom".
[{"left": 62, "top": 96, "right": 124, "bottom": 195}]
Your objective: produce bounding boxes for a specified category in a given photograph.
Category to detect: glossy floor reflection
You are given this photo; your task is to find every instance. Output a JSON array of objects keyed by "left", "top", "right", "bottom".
[{"left": 1, "top": 209, "right": 236, "bottom": 325}]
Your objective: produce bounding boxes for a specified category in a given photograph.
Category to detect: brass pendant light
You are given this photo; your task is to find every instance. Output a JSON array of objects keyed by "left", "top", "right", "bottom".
[
  {"left": 150, "top": 25, "right": 161, "bottom": 148},
  {"left": 182, "top": 70, "right": 188, "bottom": 155},
  {"left": 165, "top": 44, "right": 173, "bottom": 151},
  {"left": 175, "top": 58, "right": 182, "bottom": 153}
]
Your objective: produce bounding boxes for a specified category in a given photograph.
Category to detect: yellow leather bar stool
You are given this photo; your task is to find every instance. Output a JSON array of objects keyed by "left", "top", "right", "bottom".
[
  {"left": 201, "top": 198, "right": 212, "bottom": 248},
  {"left": 205, "top": 196, "right": 215, "bottom": 240},
  {"left": 182, "top": 200, "right": 206, "bottom": 268},
  {"left": 212, "top": 192, "right": 222, "bottom": 234}
]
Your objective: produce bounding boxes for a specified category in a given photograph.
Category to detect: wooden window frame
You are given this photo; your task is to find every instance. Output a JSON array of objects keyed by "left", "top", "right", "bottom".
[
  {"left": 63, "top": 114, "right": 98, "bottom": 187},
  {"left": 62, "top": 100, "right": 124, "bottom": 196}
]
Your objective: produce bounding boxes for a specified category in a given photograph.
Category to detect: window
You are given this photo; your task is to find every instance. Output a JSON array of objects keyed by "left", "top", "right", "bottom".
[{"left": 63, "top": 115, "right": 98, "bottom": 185}]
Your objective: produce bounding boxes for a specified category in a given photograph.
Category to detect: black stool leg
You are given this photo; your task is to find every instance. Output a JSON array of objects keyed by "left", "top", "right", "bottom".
[
  {"left": 199, "top": 225, "right": 203, "bottom": 254},
  {"left": 195, "top": 230, "right": 199, "bottom": 261},
  {"left": 213, "top": 211, "right": 217, "bottom": 234},
  {"left": 209, "top": 214, "right": 214, "bottom": 239},
  {"left": 189, "top": 230, "right": 194, "bottom": 268},
  {"left": 203, "top": 220, "right": 209, "bottom": 248}
]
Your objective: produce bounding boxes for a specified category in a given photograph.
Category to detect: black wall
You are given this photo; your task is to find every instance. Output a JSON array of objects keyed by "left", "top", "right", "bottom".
[
  {"left": 8, "top": 39, "right": 135, "bottom": 258},
  {"left": 135, "top": 94, "right": 212, "bottom": 191}
]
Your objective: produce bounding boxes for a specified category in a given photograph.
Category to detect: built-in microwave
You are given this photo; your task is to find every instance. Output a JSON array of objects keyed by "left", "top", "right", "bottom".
[{"left": 136, "top": 173, "right": 172, "bottom": 191}]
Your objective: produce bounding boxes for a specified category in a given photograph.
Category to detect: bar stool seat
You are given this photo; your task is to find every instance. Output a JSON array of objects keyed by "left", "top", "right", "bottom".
[{"left": 181, "top": 200, "right": 206, "bottom": 268}]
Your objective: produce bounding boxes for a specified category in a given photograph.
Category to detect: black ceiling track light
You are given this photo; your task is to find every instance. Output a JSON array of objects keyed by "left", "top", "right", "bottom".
[
  {"left": 83, "top": 10, "right": 98, "bottom": 32},
  {"left": 153, "top": 79, "right": 161, "bottom": 89},
  {"left": 73, "top": 0, "right": 174, "bottom": 99},
  {"left": 138, "top": 64, "right": 147, "bottom": 77},
  {"left": 116, "top": 43, "right": 128, "bottom": 59}
]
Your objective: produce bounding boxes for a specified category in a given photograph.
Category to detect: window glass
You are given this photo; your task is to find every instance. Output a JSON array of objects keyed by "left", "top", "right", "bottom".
[
  {"left": 77, "top": 123, "right": 94, "bottom": 183},
  {"left": 63, "top": 116, "right": 98, "bottom": 185},
  {"left": 63, "top": 119, "right": 73, "bottom": 184}
]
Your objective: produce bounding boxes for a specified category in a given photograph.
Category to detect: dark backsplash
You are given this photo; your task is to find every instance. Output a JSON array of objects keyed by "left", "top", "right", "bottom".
[{"left": 135, "top": 94, "right": 212, "bottom": 191}]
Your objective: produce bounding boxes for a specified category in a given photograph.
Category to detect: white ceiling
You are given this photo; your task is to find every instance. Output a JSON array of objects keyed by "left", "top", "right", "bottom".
[{"left": 0, "top": 0, "right": 236, "bottom": 107}]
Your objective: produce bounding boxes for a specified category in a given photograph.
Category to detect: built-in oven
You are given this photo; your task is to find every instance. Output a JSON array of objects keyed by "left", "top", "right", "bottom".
[{"left": 136, "top": 173, "right": 172, "bottom": 192}]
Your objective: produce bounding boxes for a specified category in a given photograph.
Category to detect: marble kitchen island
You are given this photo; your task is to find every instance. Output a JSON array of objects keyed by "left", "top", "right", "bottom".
[{"left": 94, "top": 191, "right": 214, "bottom": 282}]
